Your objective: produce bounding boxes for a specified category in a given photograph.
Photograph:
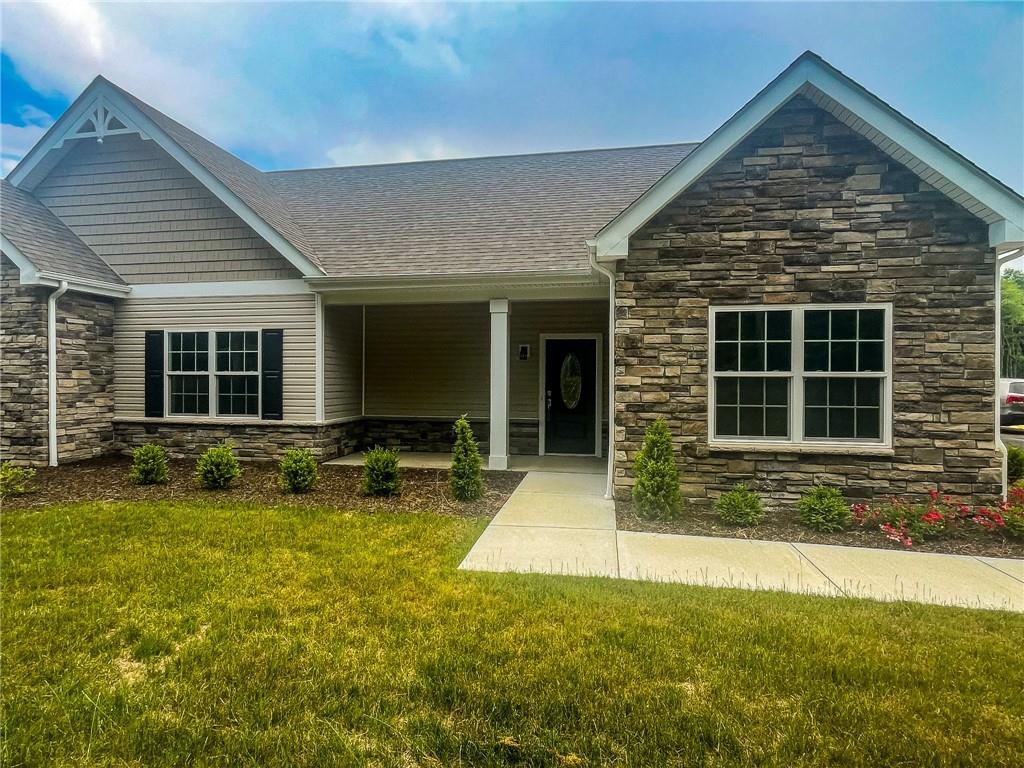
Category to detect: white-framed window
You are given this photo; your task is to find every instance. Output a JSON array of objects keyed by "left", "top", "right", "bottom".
[
  {"left": 708, "top": 304, "right": 892, "bottom": 447},
  {"left": 166, "top": 330, "right": 261, "bottom": 418}
]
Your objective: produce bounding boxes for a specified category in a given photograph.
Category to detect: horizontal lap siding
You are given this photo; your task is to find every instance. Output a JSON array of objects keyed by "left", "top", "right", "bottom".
[
  {"left": 364, "top": 303, "right": 489, "bottom": 418},
  {"left": 510, "top": 300, "right": 608, "bottom": 419},
  {"left": 114, "top": 294, "right": 316, "bottom": 420},
  {"left": 31, "top": 134, "right": 300, "bottom": 283},
  {"left": 324, "top": 305, "right": 363, "bottom": 420}
]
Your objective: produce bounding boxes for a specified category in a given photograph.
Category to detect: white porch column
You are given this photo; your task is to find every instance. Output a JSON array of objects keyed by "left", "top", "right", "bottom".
[{"left": 488, "top": 299, "right": 510, "bottom": 470}]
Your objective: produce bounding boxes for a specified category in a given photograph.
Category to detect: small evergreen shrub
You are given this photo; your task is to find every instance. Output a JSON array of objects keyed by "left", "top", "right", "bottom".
[
  {"left": 449, "top": 416, "right": 483, "bottom": 501},
  {"left": 797, "top": 485, "right": 850, "bottom": 532},
  {"left": 0, "top": 463, "right": 36, "bottom": 497},
  {"left": 362, "top": 446, "right": 400, "bottom": 496},
  {"left": 632, "top": 418, "right": 682, "bottom": 519},
  {"left": 128, "top": 444, "right": 168, "bottom": 485},
  {"left": 1008, "top": 445, "right": 1024, "bottom": 485},
  {"left": 196, "top": 442, "right": 241, "bottom": 490},
  {"left": 278, "top": 448, "right": 318, "bottom": 493},
  {"left": 715, "top": 483, "right": 764, "bottom": 526}
]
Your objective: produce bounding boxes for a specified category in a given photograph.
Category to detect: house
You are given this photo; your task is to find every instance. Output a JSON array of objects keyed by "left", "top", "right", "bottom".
[{"left": 2, "top": 52, "right": 1022, "bottom": 504}]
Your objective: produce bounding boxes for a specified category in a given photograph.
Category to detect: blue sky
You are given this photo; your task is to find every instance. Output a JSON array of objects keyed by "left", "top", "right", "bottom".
[{"left": 1, "top": 1, "right": 1021, "bottom": 190}]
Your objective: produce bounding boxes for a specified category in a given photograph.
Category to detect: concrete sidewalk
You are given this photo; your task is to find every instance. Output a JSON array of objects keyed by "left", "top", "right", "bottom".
[{"left": 460, "top": 469, "right": 1024, "bottom": 612}]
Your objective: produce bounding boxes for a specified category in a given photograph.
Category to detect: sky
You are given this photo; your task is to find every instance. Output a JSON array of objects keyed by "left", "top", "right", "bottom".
[{"left": 0, "top": 1, "right": 1022, "bottom": 191}]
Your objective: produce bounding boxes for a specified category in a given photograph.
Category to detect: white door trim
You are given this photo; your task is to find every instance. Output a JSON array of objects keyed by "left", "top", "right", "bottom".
[{"left": 538, "top": 333, "right": 603, "bottom": 457}]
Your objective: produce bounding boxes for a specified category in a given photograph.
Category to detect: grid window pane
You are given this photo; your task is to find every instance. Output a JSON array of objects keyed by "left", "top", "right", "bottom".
[
  {"left": 715, "top": 310, "right": 792, "bottom": 373},
  {"left": 803, "top": 377, "right": 882, "bottom": 441},
  {"left": 802, "top": 308, "right": 886, "bottom": 373},
  {"left": 714, "top": 376, "right": 789, "bottom": 439},
  {"left": 168, "top": 332, "right": 208, "bottom": 373},
  {"left": 169, "top": 375, "right": 209, "bottom": 415},
  {"left": 215, "top": 331, "right": 259, "bottom": 372},
  {"left": 217, "top": 375, "right": 259, "bottom": 416}
]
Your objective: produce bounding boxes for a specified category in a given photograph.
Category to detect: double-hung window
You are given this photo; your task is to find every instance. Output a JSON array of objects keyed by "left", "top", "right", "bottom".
[
  {"left": 167, "top": 330, "right": 261, "bottom": 417},
  {"left": 710, "top": 304, "right": 891, "bottom": 447}
]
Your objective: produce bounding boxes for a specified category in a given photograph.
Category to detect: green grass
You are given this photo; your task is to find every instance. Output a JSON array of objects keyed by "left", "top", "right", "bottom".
[{"left": 2, "top": 501, "right": 1022, "bottom": 767}]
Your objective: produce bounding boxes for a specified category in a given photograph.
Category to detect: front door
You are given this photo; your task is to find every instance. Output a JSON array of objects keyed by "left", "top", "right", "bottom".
[{"left": 544, "top": 338, "right": 596, "bottom": 455}]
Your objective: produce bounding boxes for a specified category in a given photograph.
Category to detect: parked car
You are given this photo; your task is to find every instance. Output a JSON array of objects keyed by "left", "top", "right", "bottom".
[{"left": 1001, "top": 380, "right": 1024, "bottom": 426}]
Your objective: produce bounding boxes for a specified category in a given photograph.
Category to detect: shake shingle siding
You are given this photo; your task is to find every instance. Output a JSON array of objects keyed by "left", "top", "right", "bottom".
[{"left": 31, "top": 135, "right": 301, "bottom": 284}]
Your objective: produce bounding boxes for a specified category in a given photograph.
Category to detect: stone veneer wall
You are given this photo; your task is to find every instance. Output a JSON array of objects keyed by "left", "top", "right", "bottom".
[
  {"left": 1, "top": 257, "right": 49, "bottom": 465},
  {"left": 56, "top": 290, "right": 116, "bottom": 461},
  {"left": 1, "top": 256, "right": 116, "bottom": 466},
  {"left": 614, "top": 96, "right": 1001, "bottom": 505}
]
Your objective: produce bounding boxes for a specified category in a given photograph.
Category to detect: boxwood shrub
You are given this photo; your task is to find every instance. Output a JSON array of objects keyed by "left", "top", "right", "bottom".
[
  {"left": 196, "top": 443, "right": 242, "bottom": 490},
  {"left": 128, "top": 444, "right": 168, "bottom": 485},
  {"left": 797, "top": 485, "right": 850, "bottom": 532},
  {"left": 362, "top": 446, "right": 400, "bottom": 497},
  {"left": 714, "top": 483, "right": 764, "bottom": 525},
  {"left": 278, "top": 448, "right": 319, "bottom": 493}
]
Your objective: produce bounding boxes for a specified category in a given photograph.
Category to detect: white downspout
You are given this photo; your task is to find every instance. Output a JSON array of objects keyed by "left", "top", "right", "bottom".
[
  {"left": 589, "top": 248, "right": 616, "bottom": 500},
  {"left": 996, "top": 248, "right": 1022, "bottom": 496},
  {"left": 47, "top": 280, "right": 68, "bottom": 466}
]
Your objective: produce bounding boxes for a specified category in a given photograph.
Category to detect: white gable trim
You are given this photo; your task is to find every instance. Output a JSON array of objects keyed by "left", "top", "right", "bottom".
[
  {"left": 8, "top": 81, "right": 324, "bottom": 278},
  {"left": 1, "top": 234, "right": 131, "bottom": 298},
  {"left": 592, "top": 53, "right": 1024, "bottom": 259}
]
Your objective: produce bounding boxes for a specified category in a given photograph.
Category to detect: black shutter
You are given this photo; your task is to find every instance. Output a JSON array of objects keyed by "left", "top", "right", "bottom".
[
  {"left": 261, "top": 329, "right": 284, "bottom": 420},
  {"left": 144, "top": 331, "right": 164, "bottom": 417}
]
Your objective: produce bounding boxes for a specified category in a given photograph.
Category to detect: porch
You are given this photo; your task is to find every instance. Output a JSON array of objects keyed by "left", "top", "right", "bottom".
[
  {"left": 325, "top": 451, "right": 606, "bottom": 474},
  {"left": 317, "top": 288, "right": 612, "bottom": 478}
]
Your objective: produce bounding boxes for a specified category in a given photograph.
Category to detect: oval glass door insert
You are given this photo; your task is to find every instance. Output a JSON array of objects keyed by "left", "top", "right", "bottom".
[{"left": 560, "top": 353, "right": 582, "bottom": 410}]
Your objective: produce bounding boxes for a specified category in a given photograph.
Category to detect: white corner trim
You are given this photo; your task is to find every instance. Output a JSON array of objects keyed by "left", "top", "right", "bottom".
[
  {"left": 592, "top": 54, "right": 1024, "bottom": 260},
  {"left": 488, "top": 299, "right": 510, "bottom": 470},
  {"left": 8, "top": 82, "right": 325, "bottom": 279},
  {"left": 47, "top": 281, "right": 68, "bottom": 466},
  {"left": 314, "top": 293, "right": 325, "bottom": 422},
  {"left": 127, "top": 279, "right": 312, "bottom": 298}
]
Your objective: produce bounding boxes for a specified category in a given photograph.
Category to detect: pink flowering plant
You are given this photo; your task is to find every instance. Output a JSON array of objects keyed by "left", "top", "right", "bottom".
[{"left": 850, "top": 488, "right": 1024, "bottom": 549}]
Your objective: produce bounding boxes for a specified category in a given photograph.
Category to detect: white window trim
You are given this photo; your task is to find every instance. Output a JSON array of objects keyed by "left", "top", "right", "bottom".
[
  {"left": 708, "top": 303, "right": 893, "bottom": 450},
  {"left": 165, "top": 329, "right": 262, "bottom": 419}
]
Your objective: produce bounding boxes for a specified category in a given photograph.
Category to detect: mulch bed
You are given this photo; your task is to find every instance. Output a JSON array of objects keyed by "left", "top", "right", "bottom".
[
  {"left": 2, "top": 457, "right": 524, "bottom": 519},
  {"left": 618, "top": 504, "right": 1024, "bottom": 559}
]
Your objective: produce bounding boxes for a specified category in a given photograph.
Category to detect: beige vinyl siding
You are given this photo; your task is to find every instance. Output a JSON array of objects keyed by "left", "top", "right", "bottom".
[
  {"left": 31, "top": 134, "right": 301, "bottom": 284},
  {"left": 359, "top": 300, "right": 607, "bottom": 420},
  {"left": 324, "top": 305, "right": 363, "bottom": 420},
  {"left": 364, "top": 303, "right": 489, "bottom": 418},
  {"left": 114, "top": 294, "right": 316, "bottom": 421},
  {"left": 510, "top": 300, "right": 608, "bottom": 420}
]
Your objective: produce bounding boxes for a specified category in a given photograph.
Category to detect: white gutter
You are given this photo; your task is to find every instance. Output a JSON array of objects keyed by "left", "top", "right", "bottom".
[
  {"left": 47, "top": 280, "right": 68, "bottom": 466},
  {"left": 996, "top": 247, "right": 1022, "bottom": 495},
  {"left": 588, "top": 245, "right": 616, "bottom": 500}
]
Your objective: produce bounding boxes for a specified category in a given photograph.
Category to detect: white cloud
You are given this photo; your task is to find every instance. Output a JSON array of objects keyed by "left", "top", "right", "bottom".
[
  {"left": 17, "top": 105, "right": 54, "bottom": 127},
  {"left": 1, "top": 122, "right": 51, "bottom": 172},
  {"left": 326, "top": 136, "right": 467, "bottom": 167}
]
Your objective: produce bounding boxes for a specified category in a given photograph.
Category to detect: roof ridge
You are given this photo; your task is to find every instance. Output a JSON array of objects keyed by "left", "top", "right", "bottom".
[{"left": 266, "top": 141, "right": 702, "bottom": 175}]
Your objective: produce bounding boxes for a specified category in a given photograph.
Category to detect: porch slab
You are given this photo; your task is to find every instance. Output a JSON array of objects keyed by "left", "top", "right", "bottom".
[
  {"left": 508, "top": 455, "right": 606, "bottom": 474},
  {"left": 793, "top": 544, "right": 1024, "bottom": 611},
  {"left": 491, "top": 491, "right": 615, "bottom": 530},
  {"left": 459, "top": 525, "right": 618, "bottom": 577},
  {"left": 617, "top": 532, "right": 841, "bottom": 596},
  {"left": 514, "top": 470, "right": 606, "bottom": 497}
]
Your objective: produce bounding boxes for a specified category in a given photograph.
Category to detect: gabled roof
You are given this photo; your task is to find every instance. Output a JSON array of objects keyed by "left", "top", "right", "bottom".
[
  {"left": 267, "top": 143, "right": 696, "bottom": 278},
  {"left": 0, "top": 178, "right": 127, "bottom": 292},
  {"left": 591, "top": 51, "right": 1024, "bottom": 259},
  {"left": 8, "top": 77, "right": 324, "bottom": 277}
]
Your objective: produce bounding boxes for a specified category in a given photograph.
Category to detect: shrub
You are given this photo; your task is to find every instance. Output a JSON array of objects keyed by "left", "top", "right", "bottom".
[
  {"left": 362, "top": 446, "right": 400, "bottom": 497},
  {"left": 449, "top": 416, "right": 483, "bottom": 502},
  {"left": 1008, "top": 445, "right": 1024, "bottom": 484},
  {"left": 278, "top": 448, "right": 318, "bottom": 493},
  {"left": 632, "top": 418, "right": 682, "bottom": 519},
  {"left": 797, "top": 485, "right": 850, "bottom": 532},
  {"left": 715, "top": 483, "right": 764, "bottom": 526},
  {"left": 196, "top": 442, "right": 242, "bottom": 490},
  {"left": 0, "top": 463, "right": 36, "bottom": 497},
  {"left": 128, "top": 444, "right": 168, "bottom": 485},
  {"left": 1002, "top": 485, "right": 1024, "bottom": 540}
]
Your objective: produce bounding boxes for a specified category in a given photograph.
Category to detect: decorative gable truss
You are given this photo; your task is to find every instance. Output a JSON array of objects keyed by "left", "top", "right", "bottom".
[
  {"left": 56, "top": 96, "right": 149, "bottom": 147},
  {"left": 590, "top": 52, "right": 1024, "bottom": 260}
]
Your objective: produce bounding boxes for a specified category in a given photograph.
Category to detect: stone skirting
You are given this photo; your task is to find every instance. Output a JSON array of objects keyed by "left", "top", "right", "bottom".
[
  {"left": 613, "top": 96, "right": 1001, "bottom": 503},
  {"left": 113, "top": 419, "right": 365, "bottom": 462}
]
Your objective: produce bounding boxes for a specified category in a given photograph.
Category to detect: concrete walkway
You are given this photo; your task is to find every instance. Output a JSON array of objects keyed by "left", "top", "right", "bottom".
[{"left": 460, "top": 468, "right": 1024, "bottom": 612}]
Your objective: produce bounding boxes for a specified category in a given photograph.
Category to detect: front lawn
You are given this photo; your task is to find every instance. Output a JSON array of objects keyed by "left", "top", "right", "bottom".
[{"left": 2, "top": 500, "right": 1022, "bottom": 767}]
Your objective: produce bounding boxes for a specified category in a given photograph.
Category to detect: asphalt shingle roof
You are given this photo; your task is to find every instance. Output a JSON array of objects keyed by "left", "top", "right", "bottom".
[
  {"left": 0, "top": 178, "right": 125, "bottom": 285},
  {"left": 266, "top": 143, "right": 697, "bottom": 278}
]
